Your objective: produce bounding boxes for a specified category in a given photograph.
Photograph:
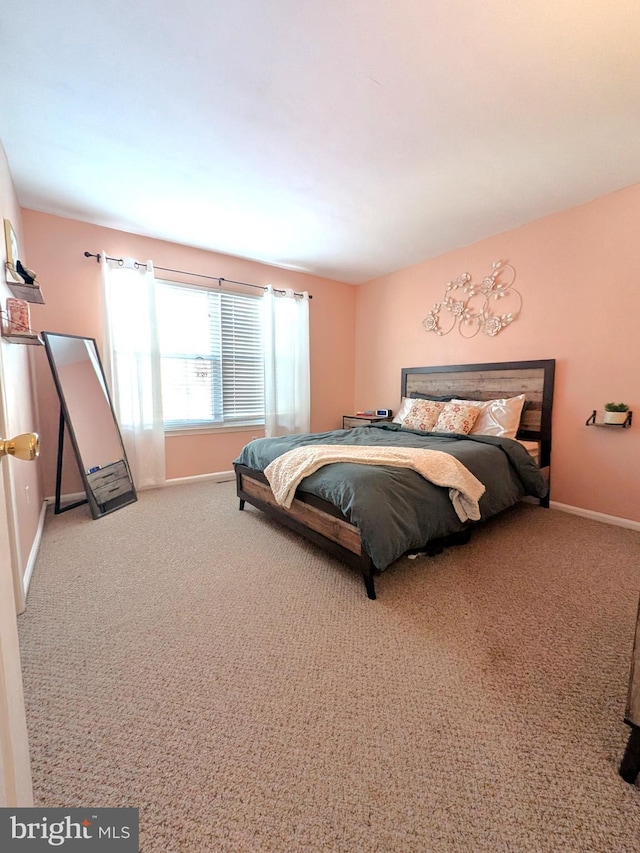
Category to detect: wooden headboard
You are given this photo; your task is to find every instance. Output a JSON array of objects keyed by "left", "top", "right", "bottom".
[{"left": 401, "top": 359, "right": 556, "bottom": 474}]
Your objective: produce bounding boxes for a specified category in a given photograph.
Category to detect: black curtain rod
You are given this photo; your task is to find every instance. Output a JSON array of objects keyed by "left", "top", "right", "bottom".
[{"left": 83, "top": 252, "right": 312, "bottom": 298}]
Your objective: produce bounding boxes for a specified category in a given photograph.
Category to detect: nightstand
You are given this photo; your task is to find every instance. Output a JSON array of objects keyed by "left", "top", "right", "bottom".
[{"left": 342, "top": 415, "right": 392, "bottom": 429}]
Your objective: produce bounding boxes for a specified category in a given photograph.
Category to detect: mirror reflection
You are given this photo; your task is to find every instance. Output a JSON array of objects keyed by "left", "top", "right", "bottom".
[{"left": 41, "top": 331, "right": 137, "bottom": 518}]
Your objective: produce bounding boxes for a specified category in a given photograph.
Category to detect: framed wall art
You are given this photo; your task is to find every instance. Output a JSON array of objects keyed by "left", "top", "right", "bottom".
[{"left": 4, "top": 219, "right": 21, "bottom": 282}]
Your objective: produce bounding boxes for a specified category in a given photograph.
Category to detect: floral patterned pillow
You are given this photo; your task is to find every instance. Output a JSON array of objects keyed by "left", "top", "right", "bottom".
[
  {"left": 433, "top": 402, "right": 480, "bottom": 434},
  {"left": 401, "top": 400, "right": 445, "bottom": 431}
]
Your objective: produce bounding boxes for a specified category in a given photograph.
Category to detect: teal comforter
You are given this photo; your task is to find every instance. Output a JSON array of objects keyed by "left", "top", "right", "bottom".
[{"left": 234, "top": 423, "right": 548, "bottom": 570}]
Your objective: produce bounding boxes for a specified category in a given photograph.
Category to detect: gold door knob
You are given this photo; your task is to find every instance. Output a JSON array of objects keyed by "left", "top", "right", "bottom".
[{"left": 0, "top": 432, "right": 40, "bottom": 461}]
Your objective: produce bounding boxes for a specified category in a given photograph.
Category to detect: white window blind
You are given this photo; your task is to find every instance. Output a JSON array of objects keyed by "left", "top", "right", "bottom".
[{"left": 156, "top": 280, "right": 264, "bottom": 429}]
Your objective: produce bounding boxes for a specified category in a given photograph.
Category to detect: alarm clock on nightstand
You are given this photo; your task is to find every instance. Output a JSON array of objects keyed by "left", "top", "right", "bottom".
[{"left": 375, "top": 409, "right": 392, "bottom": 417}]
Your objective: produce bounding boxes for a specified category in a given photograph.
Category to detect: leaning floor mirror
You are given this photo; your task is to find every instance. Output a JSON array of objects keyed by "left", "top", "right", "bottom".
[{"left": 41, "top": 331, "right": 137, "bottom": 518}]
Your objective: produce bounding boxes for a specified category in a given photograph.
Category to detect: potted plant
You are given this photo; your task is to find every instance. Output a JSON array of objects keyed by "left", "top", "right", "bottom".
[{"left": 604, "top": 402, "right": 630, "bottom": 425}]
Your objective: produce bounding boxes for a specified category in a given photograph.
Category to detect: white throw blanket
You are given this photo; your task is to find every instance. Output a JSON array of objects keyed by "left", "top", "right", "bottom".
[{"left": 264, "top": 445, "right": 486, "bottom": 522}]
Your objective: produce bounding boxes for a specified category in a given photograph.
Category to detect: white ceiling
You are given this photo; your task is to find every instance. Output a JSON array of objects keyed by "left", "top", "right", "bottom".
[{"left": 1, "top": 1, "right": 639, "bottom": 284}]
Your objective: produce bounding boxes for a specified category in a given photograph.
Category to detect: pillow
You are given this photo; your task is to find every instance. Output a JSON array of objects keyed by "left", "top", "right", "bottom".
[
  {"left": 393, "top": 397, "right": 414, "bottom": 424},
  {"left": 450, "top": 394, "right": 526, "bottom": 439},
  {"left": 401, "top": 400, "right": 445, "bottom": 431},
  {"left": 393, "top": 392, "right": 460, "bottom": 423},
  {"left": 433, "top": 402, "right": 480, "bottom": 435},
  {"left": 409, "top": 391, "right": 461, "bottom": 402}
]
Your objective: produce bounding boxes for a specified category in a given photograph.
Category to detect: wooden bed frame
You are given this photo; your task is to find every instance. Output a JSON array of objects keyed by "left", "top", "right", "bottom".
[{"left": 235, "top": 358, "right": 555, "bottom": 599}]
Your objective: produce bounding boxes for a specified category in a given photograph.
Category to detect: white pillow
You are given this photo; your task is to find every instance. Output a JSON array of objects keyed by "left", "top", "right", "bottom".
[
  {"left": 451, "top": 394, "right": 526, "bottom": 439},
  {"left": 393, "top": 397, "right": 414, "bottom": 424}
]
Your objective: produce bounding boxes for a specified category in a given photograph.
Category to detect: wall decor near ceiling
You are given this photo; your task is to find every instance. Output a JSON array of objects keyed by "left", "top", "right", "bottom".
[
  {"left": 422, "top": 260, "right": 522, "bottom": 338},
  {"left": 4, "top": 218, "right": 20, "bottom": 282}
]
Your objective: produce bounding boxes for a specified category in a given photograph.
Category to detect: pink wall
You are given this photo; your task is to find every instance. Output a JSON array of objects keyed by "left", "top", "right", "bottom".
[
  {"left": 355, "top": 184, "right": 640, "bottom": 523},
  {"left": 0, "top": 143, "right": 44, "bottom": 580},
  {"left": 22, "top": 211, "right": 356, "bottom": 493},
  {"left": 17, "top": 186, "right": 640, "bottom": 524}
]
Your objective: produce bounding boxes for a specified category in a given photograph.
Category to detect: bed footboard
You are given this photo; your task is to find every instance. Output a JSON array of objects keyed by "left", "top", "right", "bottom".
[{"left": 235, "top": 464, "right": 379, "bottom": 599}]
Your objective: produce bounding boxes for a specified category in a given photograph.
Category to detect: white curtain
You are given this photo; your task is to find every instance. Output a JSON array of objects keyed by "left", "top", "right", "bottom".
[
  {"left": 263, "top": 286, "right": 310, "bottom": 436},
  {"left": 101, "top": 254, "right": 166, "bottom": 488}
]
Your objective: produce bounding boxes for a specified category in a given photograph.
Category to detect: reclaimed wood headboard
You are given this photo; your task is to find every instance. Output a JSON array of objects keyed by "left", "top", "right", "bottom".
[{"left": 401, "top": 359, "right": 556, "bottom": 493}]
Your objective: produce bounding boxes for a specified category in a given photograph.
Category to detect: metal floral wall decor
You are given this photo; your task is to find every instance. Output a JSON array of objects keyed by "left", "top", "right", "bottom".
[{"left": 422, "top": 260, "right": 522, "bottom": 338}]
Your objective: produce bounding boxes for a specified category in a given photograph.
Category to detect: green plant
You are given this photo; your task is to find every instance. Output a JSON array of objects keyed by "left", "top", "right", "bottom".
[{"left": 604, "top": 402, "right": 629, "bottom": 412}]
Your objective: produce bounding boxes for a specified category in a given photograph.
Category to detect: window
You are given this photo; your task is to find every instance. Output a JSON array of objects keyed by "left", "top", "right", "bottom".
[{"left": 156, "top": 280, "right": 264, "bottom": 430}]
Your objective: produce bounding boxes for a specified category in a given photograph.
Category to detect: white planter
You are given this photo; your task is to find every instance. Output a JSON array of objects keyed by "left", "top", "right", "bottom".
[{"left": 603, "top": 410, "right": 628, "bottom": 424}]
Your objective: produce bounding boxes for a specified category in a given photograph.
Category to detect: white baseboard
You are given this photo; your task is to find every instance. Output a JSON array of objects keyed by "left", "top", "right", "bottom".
[
  {"left": 45, "top": 473, "right": 236, "bottom": 505},
  {"left": 550, "top": 501, "right": 640, "bottom": 532},
  {"left": 44, "top": 491, "right": 85, "bottom": 505},
  {"left": 44, "top": 481, "right": 640, "bottom": 535},
  {"left": 22, "top": 500, "right": 48, "bottom": 598},
  {"left": 164, "top": 470, "right": 235, "bottom": 486}
]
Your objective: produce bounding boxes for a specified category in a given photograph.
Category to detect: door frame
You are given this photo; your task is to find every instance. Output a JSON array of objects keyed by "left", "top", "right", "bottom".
[{"left": 0, "top": 343, "right": 33, "bottom": 806}]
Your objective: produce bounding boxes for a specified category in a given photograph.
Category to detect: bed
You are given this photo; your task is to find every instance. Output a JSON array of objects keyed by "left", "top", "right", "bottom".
[{"left": 234, "top": 359, "right": 555, "bottom": 599}]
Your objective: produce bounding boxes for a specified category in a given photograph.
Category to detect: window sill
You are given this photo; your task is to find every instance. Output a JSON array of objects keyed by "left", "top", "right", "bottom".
[{"left": 165, "top": 423, "right": 265, "bottom": 437}]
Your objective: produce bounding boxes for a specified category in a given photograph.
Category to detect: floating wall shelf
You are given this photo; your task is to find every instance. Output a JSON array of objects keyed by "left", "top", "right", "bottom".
[
  {"left": 1, "top": 332, "right": 43, "bottom": 346},
  {"left": 586, "top": 410, "right": 633, "bottom": 429},
  {"left": 5, "top": 265, "right": 45, "bottom": 303}
]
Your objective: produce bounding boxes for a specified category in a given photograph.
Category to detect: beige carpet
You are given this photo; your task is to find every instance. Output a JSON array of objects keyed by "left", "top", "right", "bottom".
[{"left": 18, "top": 481, "right": 640, "bottom": 852}]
